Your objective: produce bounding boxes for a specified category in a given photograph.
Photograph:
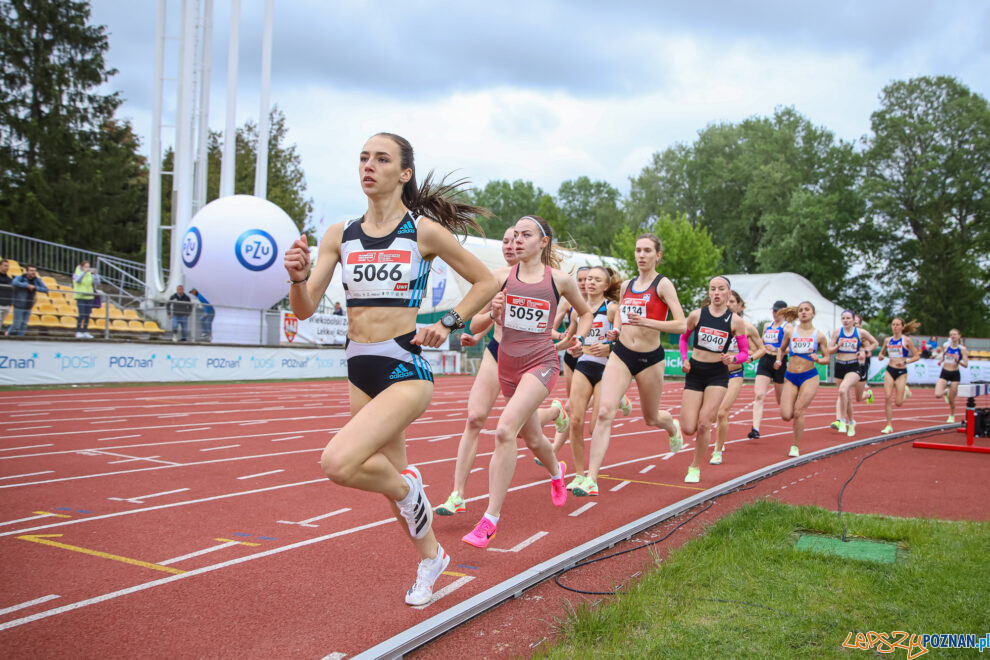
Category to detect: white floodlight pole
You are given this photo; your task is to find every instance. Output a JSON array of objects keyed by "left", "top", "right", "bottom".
[
  {"left": 219, "top": 0, "right": 240, "bottom": 197},
  {"left": 193, "top": 0, "right": 214, "bottom": 212},
  {"left": 145, "top": 0, "right": 167, "bottom": 296},
  {"left": 166, "top": 0, "right": 198, "bottom": 293},
  {"left": 253, "top": 0, "right": 274, "bottom": 199}
]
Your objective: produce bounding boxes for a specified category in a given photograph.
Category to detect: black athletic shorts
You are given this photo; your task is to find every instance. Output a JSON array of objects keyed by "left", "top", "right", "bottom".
[
  {"left": 859, "top": 356, "right": 871, "bottom": 381},
  {"left": 684, "top": 358, "right": 729, "bottom": 392},
  {"left": 563, "top": 351, "right": 578, "bottom": 371},
  {"left": 885, "top": 365, "right": 908, "bottom": 381},
  {"left": 612, "top": 340, "right": 665, "bottom": 377},
  {"left": 834, "top": 360, "right": 861, "bottom": 381},
  {"left": 345, "top": 331, "right": 433, "bottom": 398},
  {"left": 486, "top": 337, "right": 499, "bottom": 362},
  {"left": 939, "top": 368, "right": 961, "bottom": 383},
  {"left": 756, "top": 353, "right": 787, "bottom": 384},
  {"left": 574, "top": 359, "right": 606, "bottom": 387}
]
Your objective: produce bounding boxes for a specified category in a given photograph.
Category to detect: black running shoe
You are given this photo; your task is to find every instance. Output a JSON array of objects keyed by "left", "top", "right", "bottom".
[{"left": 747, "top": 428, "right": 760, "bottom": 439}]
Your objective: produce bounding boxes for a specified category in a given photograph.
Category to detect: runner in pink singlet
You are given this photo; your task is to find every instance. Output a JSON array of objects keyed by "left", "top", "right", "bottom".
[{"left": 461, "top": 215, "right": 592, "bottom": 549}]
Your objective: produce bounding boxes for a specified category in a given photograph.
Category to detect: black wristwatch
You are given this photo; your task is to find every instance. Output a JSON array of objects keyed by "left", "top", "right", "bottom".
[{"left": 440, "top": 310, "right": 465, "bottom": 331}]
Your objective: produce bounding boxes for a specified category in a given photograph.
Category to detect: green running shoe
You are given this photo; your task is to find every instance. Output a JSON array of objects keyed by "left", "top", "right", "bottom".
[
  {"left": 435, "top": 491, "right": 466, "bottom": 516},
  {"left": 865, "top": 388, "right": 874, "bottom": 404},
  {"left": 684, "top": 466, "right": 700, "bottom": 483}
]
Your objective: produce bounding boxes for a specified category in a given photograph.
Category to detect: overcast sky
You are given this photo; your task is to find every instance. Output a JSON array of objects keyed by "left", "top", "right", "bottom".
[{"left": 90, "top": 1, "right": 990, "bottom": 231}]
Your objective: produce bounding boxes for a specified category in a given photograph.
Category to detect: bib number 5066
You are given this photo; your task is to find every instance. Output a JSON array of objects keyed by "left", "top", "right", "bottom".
[{"left": 352, "top": 263, "right": 403, "bottom": 283}]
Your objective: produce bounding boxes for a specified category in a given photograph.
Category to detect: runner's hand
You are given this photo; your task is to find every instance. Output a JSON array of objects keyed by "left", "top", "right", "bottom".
[
  {"left": 283, "top": 234, "right": 310, "bottom": 280},
  {"left": 460, "top": 332, "right": 481, "bottom": 347},
  {"left": 412, "top": 321, "right": 450, "bottom": 348},
  {"left": 606, "top": 328, "right": 619, "bottom": 341}
]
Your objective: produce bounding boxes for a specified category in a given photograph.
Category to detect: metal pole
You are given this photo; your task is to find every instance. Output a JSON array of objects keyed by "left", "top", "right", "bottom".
[
  {"left": 219, "top": 0, "right": 240, "bottom": 198},
  {"left": 253, "top": 0, "right": 274, "bottom": 199},
  {"left": 193, "top": 0, "right": 214, "bottom": 213},
  {"left": 145, "top": 0, "right": 167, "bottom": 297}
]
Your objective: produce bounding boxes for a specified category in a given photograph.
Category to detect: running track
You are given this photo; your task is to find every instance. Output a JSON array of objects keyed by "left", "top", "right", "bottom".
[{"left": 0, "top": 376, "right": 974, "bottom": 657}]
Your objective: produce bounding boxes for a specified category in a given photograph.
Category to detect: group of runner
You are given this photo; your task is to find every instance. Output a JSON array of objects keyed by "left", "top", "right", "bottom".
[{"left": 283, "top": 133, "right": 971, "bottom": 606}]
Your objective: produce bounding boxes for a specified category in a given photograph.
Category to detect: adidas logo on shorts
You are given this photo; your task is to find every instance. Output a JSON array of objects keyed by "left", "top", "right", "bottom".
[{"left": 389, "top": 363, "right": 414, "bottom": 380}]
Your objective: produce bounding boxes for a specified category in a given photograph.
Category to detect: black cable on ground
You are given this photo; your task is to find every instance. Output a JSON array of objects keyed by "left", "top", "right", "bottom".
[{"left": 554, "top": 428, "right": 955, "bottom": 609}]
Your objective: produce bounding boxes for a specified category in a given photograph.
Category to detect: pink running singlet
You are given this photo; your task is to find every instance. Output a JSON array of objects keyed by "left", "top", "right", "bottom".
[{"left": 497, "top": 265, "right": 560, "bottom": 397}]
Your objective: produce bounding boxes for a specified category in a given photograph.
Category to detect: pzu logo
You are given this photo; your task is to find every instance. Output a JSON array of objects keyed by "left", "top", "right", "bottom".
[
  {"left": 182, "top": 227, "right": 203, "bottom": 268},
  {"left": 235, "top": 229, "right": 278, "bottom": 271}
]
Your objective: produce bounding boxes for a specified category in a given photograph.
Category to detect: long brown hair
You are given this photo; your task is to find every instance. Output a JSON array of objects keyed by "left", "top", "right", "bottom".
[
  {"left": 589, "top": 265, "right": 622, "bottom": 302},
  {"left": 376, "top": 132, "right": 490, "bottom": 237},
  {"left": 518, "top": 215, "right": 564, "bottom": 269},
  {"left": 778, "top": 300, "right": 815, "bottom": 322},
  {"left": 893, "top": 317, "right": 921, "bottom": 335}
]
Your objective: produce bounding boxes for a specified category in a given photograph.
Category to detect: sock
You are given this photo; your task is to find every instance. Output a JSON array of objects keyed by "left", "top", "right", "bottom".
[
  {"left": 549, "top": 463, "right": 562, "bottom": 480},
  {"left": 483, "top": 512, "right": 499, "bottom": 526}
]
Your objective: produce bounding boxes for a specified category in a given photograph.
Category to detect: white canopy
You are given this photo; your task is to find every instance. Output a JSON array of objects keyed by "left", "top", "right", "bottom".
[
  {"left": 317, "top": 235, "right": 622, "bottom": 315},
  {"left": 725, "top": 271, "right": 846, "bottom": 339}
]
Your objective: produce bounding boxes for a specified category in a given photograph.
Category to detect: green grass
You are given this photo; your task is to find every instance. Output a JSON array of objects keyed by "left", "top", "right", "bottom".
[{"left": 540, "top": 500, "right": 989, "bottom": 659}]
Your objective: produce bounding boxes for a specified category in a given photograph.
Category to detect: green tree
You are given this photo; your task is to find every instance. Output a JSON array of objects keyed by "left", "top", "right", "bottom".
[
  {"left": 556, "top": 176, "right": 628, "bottom": 254},
  {"left": 864, "top": 76, "right": 990, "bottom": 336},
  {"left": 467, "top": 179, "right": 546, "bottom": 238},
  {"left": 611, "top": 213, "right": 722, "bottom": 308},
  {"left": 0, "top": 0, "right": 148, "bottom": 258}
]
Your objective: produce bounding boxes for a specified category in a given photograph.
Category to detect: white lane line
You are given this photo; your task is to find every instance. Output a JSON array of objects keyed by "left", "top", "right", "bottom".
[
  {"left": 0, "top": 515, "right": 396, "bottom": 631},
  {"left": 0, "top": 595, "right": 60, "bottom": 617},
  {"left": 488, "top": 531, "right": 549, "bottom": 553},
  {"left": 322, "top": 653, "right": 347, "bottom": 660},
  {"left": 639, "top": 464, "right": 656, "bottom": 474},
  {"left": 239, "top": 421, "right": 268, "bottom": 426},
  {"left": 412, "top": 575, "right": 476, "bottom": 610},
  {"left": 470, "top": 467, "right": 483, "bottom": 473},
  {"left": 8, "top": 412, "right": 50, "bottom": 417},
  {"left": 157, "top": 413, "right": 188, "bottom": 419},
  {"left": 428, "top": 434, "right": 455, "bottom": 443},
  {"left": 1, "top": 445, "right": 53, "bottom": 452},
  {"left": 0, "top": 471, "right": 53, "bottom": 481},
  {"left": 107, "top": 488, "right": 190, "bottom": 504},
  {"left": 97, "top": 435, "right": 141, "bottom": 442},
  {"left": 569, "top": 502, "right": 597, "bottom": 517},
  {"left": 91, "top": 451, "right": 179, "bottom": 466},
  {"left": 108, "top": 455, "right": 162, "bottom": 465},
  {"left": 158, "top": 541, "right": 241, "bottom": 566},
  {"left": 0, "top": 512, "right": 68, "bottom": 527},
  {"left": 661, "top": 452, "right": 675, "bottom": 460},
  {"left": 199, "top": 445, "right": 239, "bottom": 452},
  {"left": 89, "top": 419, "right": 129, "bottom": 424},
  {"left": 271, "top": 435, "right": 304, "bottom": 442},
  {"left": 609, "top": 480, "right": 631, "bottom": 492},
  {"left": 177, "top": 427, "right": 212, "bottom": 433},
  {"left": 278, "top": 507, "right": 351, "bottom": 527},
  {"left": 7, "top": 425, "right": 52, "bottom": 431},
  {"left": 237, "top": 469, "right": 284, "bottom": 480}
]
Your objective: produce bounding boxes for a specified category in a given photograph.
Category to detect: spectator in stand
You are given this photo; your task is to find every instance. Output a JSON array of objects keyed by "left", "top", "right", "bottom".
[
  {"left": 333, "top": 301, "right": 345, "bottom": 316},
  {"left": 9, "top": 265, "right": 49, "bottom": 336},
  {"left": 0, "top": 259, "right": 12, "bottom": 335},
  {"left": 72, "top": 260, "right": 101, "bottom": 339},
  {"left": 188, "top": 287, "right": 214, "bottom": 341},
  {"left": 167, "top": 285, "right": 193, "bottom": 342},
  {"left": 924, "top": 336, "right": 938, "bottom": 359}
]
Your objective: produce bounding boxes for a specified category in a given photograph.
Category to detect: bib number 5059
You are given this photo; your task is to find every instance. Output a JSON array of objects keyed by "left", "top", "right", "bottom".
[
  {"left": 508, "top": 306, "right": 544, "bottom": 322},
  {"left": 352, "top": 263, "right": 403, "bottom": 283}
]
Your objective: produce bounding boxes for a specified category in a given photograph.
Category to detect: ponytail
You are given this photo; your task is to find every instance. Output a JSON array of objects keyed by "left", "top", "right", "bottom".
[
  {"left": 376, "top": 132, "right": 490, "bottom": 237},
  {"left": 894, "top": 317, "right": 921, "bottom": 335},
  {"left": 590, "top": 265, "right": 622, "bottom": 302},
  {"left": 777, "top": 306, "right": 800, "bottom": 322}
]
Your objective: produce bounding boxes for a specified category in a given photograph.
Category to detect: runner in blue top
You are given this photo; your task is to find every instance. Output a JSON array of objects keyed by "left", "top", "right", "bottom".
[
  {"left": 749, "top": 300, "right": 791, "bottom": 439},
  {"left": 935, "top": 328, "right": 969, "bottom": 424},
  {"left": 827, "top": 310, "right": 879, "bottom": 438},
  {"left": 774, "top": 302, "right": 830, "bottom": 458},
  {"left": 877, "top": 317, "right": 920, "bottom": 434}
]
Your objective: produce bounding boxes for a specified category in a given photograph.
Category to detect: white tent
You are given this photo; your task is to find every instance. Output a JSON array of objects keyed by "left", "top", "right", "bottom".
[
  {"left": 725, "top": 272, "right": 846, "bottom": 340},
  {"left": 317, "top": 235, "right": 623, "bottom": 315}
]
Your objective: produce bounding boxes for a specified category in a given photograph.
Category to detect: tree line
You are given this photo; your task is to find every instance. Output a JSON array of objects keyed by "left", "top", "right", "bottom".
[{"left": 1, "top": 1, "right": 986, "bottom": 334}]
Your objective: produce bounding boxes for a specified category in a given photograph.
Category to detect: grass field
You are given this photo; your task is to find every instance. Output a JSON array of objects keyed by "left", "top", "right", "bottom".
[{"left": 542, "top": 500, "right": 989, "bottom": 659}]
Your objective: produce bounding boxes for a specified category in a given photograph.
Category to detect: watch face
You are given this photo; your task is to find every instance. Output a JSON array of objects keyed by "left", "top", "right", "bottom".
[{"left": 442, "top": 313, "right": 455, "bottom": 328}]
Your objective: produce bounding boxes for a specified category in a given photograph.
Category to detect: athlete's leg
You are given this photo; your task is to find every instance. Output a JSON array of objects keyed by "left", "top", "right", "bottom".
[
  {"left": 449, "top": 351, "right": 500, "bottom": 498},
  {"left": 638, "top": 362, "right": 677, "bottom": 436},
  {"left": 690, "top": 386, "right": 727, "bottom": 470},
  {"left": 566, "top": 371, "right": 595, "bottom": 476},
  {"left": 715, "top": 376, "right": 743, "bottom": 453},
  {"left": 883, "top": 371, "right": 895, "bottom": 425},
  {"left": 839, "top": 372, "right": 859, "bottom": 423},
  {"left": 947, "top": 381, "right": 959, "bottom": 417},
  {"left": 894, "top": 374, "right": 908, "bottom": 407},
  {"left": 752, "top": 374, "right": 771, "bottom": 431},
  {"left": 486, "top": 374, "right": 559, "bottom": 517},
  {"left": 585, "top": 355, "right": 633, "bottom": 483},
  {"left": 791, "top": 377, "right": 820, "bottom": 448},
  {"left": 934, "top": 377, "right": 947, "bottom": 399},
  {"left": 779, "top": 380, "right": 798, "bottom": 422},
  {"left": 773, "top": 380, "right": 785, "bottom": 405}
]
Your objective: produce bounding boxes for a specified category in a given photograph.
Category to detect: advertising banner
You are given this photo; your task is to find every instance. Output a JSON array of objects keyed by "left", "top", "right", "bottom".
[
  {"left": 280, "top": 312, "right": 449, "bottom": 350},
  {"left": 0, "top": 341, "right": 460, "bottom": 386},
  {"left": 868, "top": 358, "right": 983, "bottom": 385}
]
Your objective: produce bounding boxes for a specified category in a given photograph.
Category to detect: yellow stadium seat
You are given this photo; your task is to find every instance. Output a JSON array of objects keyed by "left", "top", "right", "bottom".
[
  {"left": 36, "top": 303, "right": 57, "bottom": 315},
  {"left": 27, "top": 313, "right": 42, "bottom": 326},
  {"left": 143, "top": 320, "right": 164, "bottom": 333},
  {"left": 3, "top": 310, "right": 11, "bottom": 325},
  {"left": 110, "top": 319, "right": 129, "bottom": 331},
  {"left": 35, "top": 293, "right": 51, "bottom": 305},
  {"left": 108, "top": 306, "right": 124, "bottom": 320},
  {"left": 6, "top": 259, "right": 20, "bottom": 270},
  {"left": 59, "top": 316, "right": 76, "bottom": 329},
  {"left": 47, "top": 290, "right": 64, "bottom": 302},
  {"left": 55, "top": 304, "right": 76, "bottom": 317},
  {"left": 122, "top": 308, "right": 140, "bottom": 320},
  {"left": 8, "top": 265, "right": 23, "bottom": 277},
  {"left": 40, "top": 314, "right": 60, "bottom": 327},
  {"left": 127, "top": 320, "right": 146, "bottom": 332},
  {"left": 41, "top": 276, "right": 58, "bottom": 289},
  {"left": 90, "top": 317, "right": 106, "bottom": 330}
]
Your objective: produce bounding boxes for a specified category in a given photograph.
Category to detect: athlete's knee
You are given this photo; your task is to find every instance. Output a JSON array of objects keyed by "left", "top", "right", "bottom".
[
  {"left": 320, "top": 447, "right": 355, "bottom": 486},
  {"left": 716, "top": 408, "right": 730, "bottom": 425},
  {"left": 753, "top": 390, "right": 767, "bottom": 403},
  {"left": 494, "top": 424, "right": 519, "bottom": 446},
  {"left": 596, "top": 405, "right": 618, "bottom": 427},
  {"left": 465, "top": 408, "right": 488, "bottom": 431},
  {"left": 680, "top": 419, "right": 698, "bottom": 436},
  {"left": 781, "top": 409, "right": 794, "bottom": 422},
  {"left": 643, "top": 409, "right": 670, "bottom": 428}
]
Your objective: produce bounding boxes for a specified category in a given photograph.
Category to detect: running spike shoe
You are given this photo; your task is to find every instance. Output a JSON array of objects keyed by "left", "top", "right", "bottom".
[
  {"left": 846, "top": 422, "right": 856, "bottom": 437},
  {"left": 435, "top": 491, "right": 466, "bottom": 516},
  {"left": 709, "top": 450, "right": 723, "bottom": 465},
  {"left": 747, "top": 427, "right": 760, "bottom": 439},
  {"left": 461, "top": 516, "right": 497, "bottom": 548},
  {"left": 684, "top": 466, "right": 701, "bottom": 483},
  {"left": 551, "top": 399, "right": 569, "bottom": 433},
  {"left": 788, "top": 445, "right": 800, "bottom": 457},
  {"left": 573, "top": 476, "right": 599, "bottom": 497},
  {"left": 405, "top": 544, "right": 450, "bottom": 606},
  {"left": 398, "top": 466, "right": 432, "bottom": 539},
  {"left": 830, "top": 420, "right": 842, "bottom": 430},
  {"left": 947, "top": 415, "right": 955, "bottom": 424},
  {"left": 550, "top": 461, "right": 568, "bottom": 506},
  {"left": 865, "top": 388, "right": 874, "bottom": 404},
  {"left": 880, "top": 424, "right": 893, "bottom": 434},
  {"left": 620, "top": 395, "right": 633, "bottom": 416},
  {"left": 669, "top": 419, "right": 684, "bottom": 453},
  {"left": 566, "top": 475, "right": 584, "bottom": 491}
]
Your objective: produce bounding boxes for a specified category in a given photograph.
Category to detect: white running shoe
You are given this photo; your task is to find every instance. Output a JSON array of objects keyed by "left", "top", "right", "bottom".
[
  {"left": 405, "top": 544, "right": 450, "bottom": 606},
  {"left": 398, "top": 466, "right": 432, "bottom": 540},
  {"left": 788, "top": 445, "right": 800, "bottom": 457}
]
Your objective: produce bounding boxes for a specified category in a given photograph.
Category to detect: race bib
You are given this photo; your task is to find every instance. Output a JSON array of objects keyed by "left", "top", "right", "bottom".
[
  {"left": 791, "top": 336, "right": 815, "bottom": 355},
  {"left": 887, "top": 344, "right": 904, "bottom": 358},
  {"left": 619, "top": 297, "right": 647, "bottom": 324},
  {"left": 944, "top": 351, "right": 958, "bottom": 364},
  {"left": 505, "top": 295, "right": 550, "bottom": 333},
  {"left": 837, "top": 337, "right": 859, "bottom": 353},
  {"left": 697, "top": 325, "right": 728, "bottom": 352},
  {"left": 345, "top": 250, "right": 413, "bottom": 300},
  {"left": 585, "top": 320, "right": 606, "bottom": 345},
  {"left": 762, "top": 327, "right": 779, "bottom": 345}
]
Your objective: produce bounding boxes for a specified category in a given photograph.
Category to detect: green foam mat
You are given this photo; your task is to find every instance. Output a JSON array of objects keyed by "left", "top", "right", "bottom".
[{"left": 795, "top": 534, "right": 897, "bottom": 563}]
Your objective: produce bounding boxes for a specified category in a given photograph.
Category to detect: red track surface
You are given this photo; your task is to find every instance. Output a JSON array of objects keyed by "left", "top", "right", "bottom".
[{"left": 0, "top": 376, "right": 983, "bottom": 658}]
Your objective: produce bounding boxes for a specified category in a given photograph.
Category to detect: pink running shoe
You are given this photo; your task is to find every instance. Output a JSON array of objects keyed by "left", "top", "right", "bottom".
[
  {"left": 550, "top": 461, "right": 568, "bottom": 507},
  {"left": 461, "top": 516, "right": 498, "bottom": 548}
]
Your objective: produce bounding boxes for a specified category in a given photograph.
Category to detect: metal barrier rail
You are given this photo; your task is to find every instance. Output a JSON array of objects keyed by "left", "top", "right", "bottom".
[{"left": 351, "top": 423, "right": 957, "bottom": 660}]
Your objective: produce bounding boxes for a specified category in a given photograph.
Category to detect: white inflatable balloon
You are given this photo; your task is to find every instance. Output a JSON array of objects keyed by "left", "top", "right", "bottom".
[{"left": 181, "top": 195, "right": 299, "bottom": 344}]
